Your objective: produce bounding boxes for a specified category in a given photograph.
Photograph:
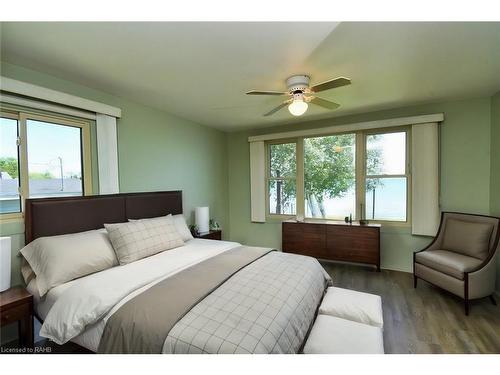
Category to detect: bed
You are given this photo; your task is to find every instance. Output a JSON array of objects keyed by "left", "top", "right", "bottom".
[{"left": 23, "top": 191, "right": 332, "bottom": 354}]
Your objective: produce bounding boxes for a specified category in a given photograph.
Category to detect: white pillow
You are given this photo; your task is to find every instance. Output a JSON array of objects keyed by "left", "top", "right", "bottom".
[
  {"left": 21, "top": 257, "right": 36, "bottom": 285},
  {"left": 318, "top": 287, "right": 384, "bottom": 329},
  {"left": 129, "top": 214, "right": 193, "bottom": 242},
  {"left": 105, "top": 215, "right": 184, "bottom": 265},
  {"left": 20, "top": 229, "right": 118, "bottom": 297},
  {"left": 172, "top": 214, "right": 194, "bottom": 241}
]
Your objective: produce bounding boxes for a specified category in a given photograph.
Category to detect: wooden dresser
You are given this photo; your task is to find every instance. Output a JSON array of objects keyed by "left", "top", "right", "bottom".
[{"left": 282, "top": 220, "right": 381, "bottom": 271}]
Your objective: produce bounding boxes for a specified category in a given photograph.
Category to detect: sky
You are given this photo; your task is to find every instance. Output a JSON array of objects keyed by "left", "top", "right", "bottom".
[
  {"left": 0, "top": 117, "right": 82, "bottom": 178},
  {"left": 367, "top": 131, "right": 406, "bottom": 175}
]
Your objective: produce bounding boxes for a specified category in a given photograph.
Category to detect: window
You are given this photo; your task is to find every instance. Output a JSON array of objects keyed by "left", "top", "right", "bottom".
[
  {"left": 364, "top": 131, "right": 408, "bottom": 221},
  {"left": 304, "top": 134, "right": 356, "bottom": 219},
  {"left": 0, "top": 114, "right": 21, "bottom": 214},
  {"left": 0, "top": 110, "right": 92, "bottom": 217},
  {"left": 27, "top": 119, "right": 85, "bottom": 198},
  {"left": 268, "top": 142, "right": 296, "bottom": 215},
  {"left": 266, "top": 128, "right": 410, "bottom": 223}
]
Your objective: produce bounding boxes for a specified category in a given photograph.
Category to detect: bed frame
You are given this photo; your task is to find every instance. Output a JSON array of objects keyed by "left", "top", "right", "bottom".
[{"left": 24, "top": 190, "right": 183, "bottom": 244}]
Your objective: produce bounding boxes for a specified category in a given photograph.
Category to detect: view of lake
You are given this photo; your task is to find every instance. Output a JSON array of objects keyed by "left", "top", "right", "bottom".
[{"left": 306, "top": 177, "right": 407, "bottom": 221}]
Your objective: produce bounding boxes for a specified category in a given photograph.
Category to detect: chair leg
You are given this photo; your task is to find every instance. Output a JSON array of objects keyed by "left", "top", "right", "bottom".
[
  {"left": 490, "top": 295, "right": 497, "bottom": 306},
  {"left": 464, "top": 274, "right": 469, "bottom": 316},
  {"left": 413, "top": 275, "right": 417, "bottom": 288}
]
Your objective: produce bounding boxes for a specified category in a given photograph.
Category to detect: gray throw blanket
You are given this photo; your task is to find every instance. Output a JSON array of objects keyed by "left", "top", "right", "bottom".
[{"left": 99, "top": 247, "right": 331, "bottom": 354}]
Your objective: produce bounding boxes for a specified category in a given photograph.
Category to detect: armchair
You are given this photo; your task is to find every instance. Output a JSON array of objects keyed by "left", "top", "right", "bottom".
[{"left": 413, "top": 212, "right": 500, "bottom": 315}]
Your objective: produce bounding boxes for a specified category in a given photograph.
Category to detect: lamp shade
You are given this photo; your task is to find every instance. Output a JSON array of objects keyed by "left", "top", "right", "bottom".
[
  {"left": 0, "top": 237, "right": 11, "bottom": 292},
  {"left": 195, "top": 206, "right": 210, "bottom": 233}
]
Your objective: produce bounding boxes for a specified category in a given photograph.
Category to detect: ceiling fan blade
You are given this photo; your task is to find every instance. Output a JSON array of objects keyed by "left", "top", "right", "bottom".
[
  {"left": 309, "top": 96, "right": 340, "bottom": 110},
  {"left": 263, "top": 101, "right": 289, "bottom": 116},
  {"left": 310, "top": 77, "right": 351, "bottom": 93},
  {"left": 246, "top": 90, "right": 287, "bottom": 96}
]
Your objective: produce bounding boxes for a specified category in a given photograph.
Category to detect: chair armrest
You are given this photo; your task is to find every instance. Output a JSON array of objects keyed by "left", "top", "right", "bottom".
[{"left": 467, "top": 253, "right": 498, "bottom": 299}]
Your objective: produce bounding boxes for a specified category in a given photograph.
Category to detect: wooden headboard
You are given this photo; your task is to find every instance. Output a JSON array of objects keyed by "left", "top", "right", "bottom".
[{"left": 24, "top": 191, "right": 183, "bottom": 243}]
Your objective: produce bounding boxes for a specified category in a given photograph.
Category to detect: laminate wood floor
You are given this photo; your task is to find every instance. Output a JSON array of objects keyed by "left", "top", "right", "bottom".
[{"left": 320, "top": 261, "right": 500, "bottom": 354}]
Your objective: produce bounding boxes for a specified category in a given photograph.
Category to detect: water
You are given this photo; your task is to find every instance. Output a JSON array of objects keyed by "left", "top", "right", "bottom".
[{"left": 306, "top": 178, "right": 407, "bottom": 221}]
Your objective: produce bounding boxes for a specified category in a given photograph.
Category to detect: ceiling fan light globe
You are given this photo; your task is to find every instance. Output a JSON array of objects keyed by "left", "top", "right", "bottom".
[{"left": 288, "top": 100, "right": 308, "bottom": 116}]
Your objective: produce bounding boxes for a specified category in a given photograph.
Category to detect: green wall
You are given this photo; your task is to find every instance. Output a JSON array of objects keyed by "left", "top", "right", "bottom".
[
  {"left": 491, "top": 91, "right": 500, "bottom": 216},
  {"left": 0, "top": 62, "right": 229, "bottom": 288},
  {"left": 490, "top": 91, "right": 500, "bottom": 290},
  {"left": 227, "top": 97, "right": 493, "bottom": 273}
]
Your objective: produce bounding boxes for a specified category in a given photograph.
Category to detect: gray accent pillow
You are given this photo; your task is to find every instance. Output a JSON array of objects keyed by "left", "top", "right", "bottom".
[
  {"left": 20, "top": 229, "right": 118, "bottom": 297},
  {"left": 105, "top": 215, "right": 184, "bottom": 265},
  {"left": 441, "top": 218, "right": 493, "bottom": 260}
]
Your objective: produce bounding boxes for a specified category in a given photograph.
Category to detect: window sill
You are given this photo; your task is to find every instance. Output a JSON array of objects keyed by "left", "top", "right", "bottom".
[
  {"left": 0, "top": 213, "right": 23, "bottom": 223},
  {"left": 265, "top": 214, "right": 297, "bottom": 223}
]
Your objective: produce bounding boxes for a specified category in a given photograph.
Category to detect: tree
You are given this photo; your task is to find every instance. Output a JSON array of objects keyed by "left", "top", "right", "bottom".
[
  {"left": 270, "top": 135, "right": 382, "bottom": 217},
  {"left": 0, "top": 157, "right": 18, "bottom": 179},
  {"left": 304, "top": 135, "right": 356, "bottom": 217},
  {"left": 269, "top": 143, "right": 296, "bottom": 214}
]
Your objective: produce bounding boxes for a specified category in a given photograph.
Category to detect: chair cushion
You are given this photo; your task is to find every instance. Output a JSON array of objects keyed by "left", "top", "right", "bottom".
[
  {"left": 441, "top": 218, "right": 493, "bottom": 260},
  {"left": 303, "top": 315, "right": 384, "bottom": 354},
  {"left": 319, "top": 287, "right": 383, "bottom": 329},
  {"left": 415, "top": 250, "right": 483, "bottom": 280}
]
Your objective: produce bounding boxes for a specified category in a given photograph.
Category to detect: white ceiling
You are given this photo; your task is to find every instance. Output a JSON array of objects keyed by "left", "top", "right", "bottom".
[{"left": 1, "top": 22, "right": 499, "bottom": 131}]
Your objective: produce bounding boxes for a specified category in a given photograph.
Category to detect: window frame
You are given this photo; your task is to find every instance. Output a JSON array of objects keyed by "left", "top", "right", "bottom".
[
  {"left": 265, "top": 138, "right": 299, "bottom": 219},
  {"left": 265, "top": 127, "right": 411, "bottom": 225},
  {"left": 362, "top": 126, "right": 411, "bottom": 224},
  {"left": 0, "top": 108, "right": 93, "bottom": 221},
  {"left": 303, "top": 131, "right": 358, "bottom": 221},
  {"left": 0, "top": 111, "right": 22, "bottom": 220}
]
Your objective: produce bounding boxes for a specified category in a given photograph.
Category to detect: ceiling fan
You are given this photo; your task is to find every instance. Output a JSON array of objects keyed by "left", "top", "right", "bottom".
[{"left": 246, "top": 74, "right": 351, "bottom": 117}]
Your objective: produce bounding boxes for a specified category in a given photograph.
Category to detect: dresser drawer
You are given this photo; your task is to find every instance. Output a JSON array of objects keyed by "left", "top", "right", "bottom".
[
  {"left": 326, "top": 226, "right": 379, "bottom": 264},
  {"left": 282, "top": 222, "right": 327, "bottom": 258},
  {"left": 1, "top": 303, "right": 30, "bottom": 326}
]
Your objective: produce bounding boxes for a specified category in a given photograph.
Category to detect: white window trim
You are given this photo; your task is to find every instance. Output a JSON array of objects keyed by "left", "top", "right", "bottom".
[
  {"left": 250, "top": 141, "right": 266, "bottom": 222},
  {"left": 96, "top": 114, "right": 120, "bottom": 194},
  {"left": 0, "top": 77, "right": 121, "bottom": 118},
  {"left": 248, "top": 113, "right": 443, "bottom": 142}
]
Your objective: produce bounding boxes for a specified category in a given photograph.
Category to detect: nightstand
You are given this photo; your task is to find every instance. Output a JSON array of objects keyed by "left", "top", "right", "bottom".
[
  {"left": 0, "top": 286, "right": 34, "bottom": 348},
  {"left": 194, "top": 230, "right": 222, "bottom": 240}
]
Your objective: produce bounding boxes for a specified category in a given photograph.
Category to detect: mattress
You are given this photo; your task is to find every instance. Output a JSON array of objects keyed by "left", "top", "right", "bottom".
[{"left": 28, "top": 238, "right": 241, "bottom": 352}]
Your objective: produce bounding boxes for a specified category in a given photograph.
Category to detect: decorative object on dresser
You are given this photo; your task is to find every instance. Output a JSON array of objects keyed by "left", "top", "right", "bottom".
[
  {"left": 0, "top": 237, "right": 11, "bottom": 292},
  {"left": 282, "top": 220, "right": 381, "bottom": 271},
  {"left": 413, "top": 212, "right": 500, "bottom": 315},
  {"left": 194, "top": 230, "right": 222, "bottom": 241},
  {"left": 0, "top": 286, "right": 34, "bottom": 349}
]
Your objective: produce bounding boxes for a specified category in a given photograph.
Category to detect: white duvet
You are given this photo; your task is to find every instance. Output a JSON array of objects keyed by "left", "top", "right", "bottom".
[{"left": 35, "top": 239, "right": 241, "bottom": 351}]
